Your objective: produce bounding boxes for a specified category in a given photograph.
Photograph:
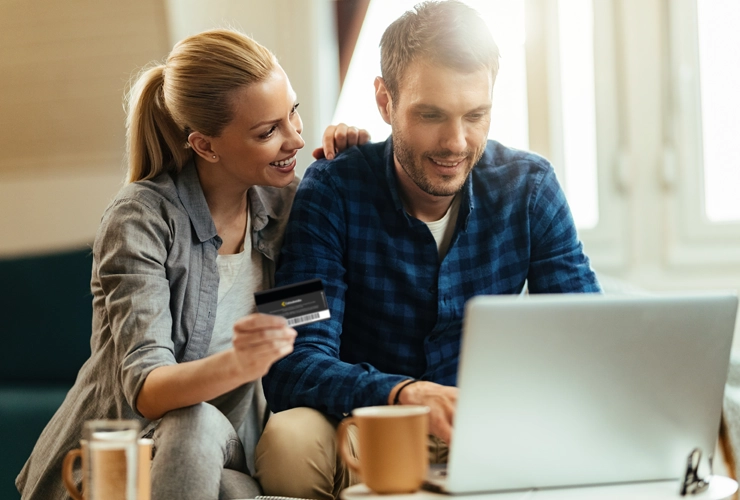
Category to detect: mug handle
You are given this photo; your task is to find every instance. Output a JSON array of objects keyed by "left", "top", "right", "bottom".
[
  {"left": 62, "top": 448, "right": 84, "bottom": 500},
  {"left": 337, "top": 417, "right": 361, "bottom": 476}
]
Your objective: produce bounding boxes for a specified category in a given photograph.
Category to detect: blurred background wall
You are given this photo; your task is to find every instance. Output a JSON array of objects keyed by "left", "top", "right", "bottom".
[
  {"left": 0, "top": 0, "right": 169, "bottom": 256},
  {"left": 0, "top": 0, "right": 338, "bottom": 257}
]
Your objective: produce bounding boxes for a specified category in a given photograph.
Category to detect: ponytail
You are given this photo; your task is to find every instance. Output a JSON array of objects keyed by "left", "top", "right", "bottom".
[
  {"left": 124, "top": 30, "right": 276, "bottom": 184},
  {"left": 125, "top": 65, "right": 191, "bottom": 183}
]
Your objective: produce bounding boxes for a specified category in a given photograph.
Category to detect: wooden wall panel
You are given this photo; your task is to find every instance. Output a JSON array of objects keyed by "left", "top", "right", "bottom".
[{"left": 0, "top": 0, "right": 170, "bottom": 176}]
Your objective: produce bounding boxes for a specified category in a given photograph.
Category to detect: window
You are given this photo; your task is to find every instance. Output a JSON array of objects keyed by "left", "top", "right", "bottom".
[
  {"left": 696, "top": 0, "right": 740, "bottom": 223},
  {"left": 556, "top": 0, "right": 599, "bottom": 229},
  {"left": 666, "top": 0, "right": 740, "bottom": 266}
]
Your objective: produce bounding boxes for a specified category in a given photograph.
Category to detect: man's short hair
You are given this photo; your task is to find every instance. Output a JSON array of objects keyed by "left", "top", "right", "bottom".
[{"left": 379, "top": 0, "right": 500, "bottom": 101}]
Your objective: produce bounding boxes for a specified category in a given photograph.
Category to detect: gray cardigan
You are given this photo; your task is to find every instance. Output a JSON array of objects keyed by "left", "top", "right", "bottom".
[{"left": 16, "top": 160, "right": 298, "bottom": 499}]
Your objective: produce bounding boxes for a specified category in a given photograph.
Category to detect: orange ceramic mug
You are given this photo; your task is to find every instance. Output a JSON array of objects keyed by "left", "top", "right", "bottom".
[{"left": 337, "top": 405, "right": 430, "bottom": 494}]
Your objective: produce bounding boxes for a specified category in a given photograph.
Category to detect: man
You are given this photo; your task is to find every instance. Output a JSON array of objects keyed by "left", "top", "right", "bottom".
[{"left": 255, "top": 1, "right": 600, "bottom": 498}]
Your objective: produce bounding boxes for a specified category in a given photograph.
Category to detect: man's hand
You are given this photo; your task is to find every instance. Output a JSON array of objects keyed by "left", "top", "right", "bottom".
[
  {"left": 312, "top": 123, "right": 371, "bottom": 160},
  {"left": 389, "top": 380, "right": 458, "bottom": 444},
  {"left": 232, "top": 314, "right": 297, "bottom": 382}
]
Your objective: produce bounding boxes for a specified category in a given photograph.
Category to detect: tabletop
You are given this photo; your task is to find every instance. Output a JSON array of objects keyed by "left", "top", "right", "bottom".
[{"left": 341, "top": 476, "right": 738, "bottom": 500}]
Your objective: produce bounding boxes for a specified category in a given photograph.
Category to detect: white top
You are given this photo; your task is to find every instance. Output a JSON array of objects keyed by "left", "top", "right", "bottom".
[
  {"left": 422, "top": 195, "right": 461, "bottom": 261},
  {"left": 207, "top": 209, "right": 267, "bottom": 355},
  {"left": 207, "top": 207, "right": 270, "bottom": 475}
]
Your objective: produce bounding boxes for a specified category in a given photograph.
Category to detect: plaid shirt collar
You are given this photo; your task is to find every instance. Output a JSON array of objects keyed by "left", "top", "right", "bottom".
[{"left": 382, "top": 135, "right": 478, "bottom": 231}]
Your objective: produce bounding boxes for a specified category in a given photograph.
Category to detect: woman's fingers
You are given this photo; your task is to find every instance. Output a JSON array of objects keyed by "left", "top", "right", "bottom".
[
  {"left": 232, "top": 335, "right": 295, "bottom": 378},
  {"left": 319, "top": 124, "right": 338, "bottom": 160},
  {"left": 333, "top": 124, "right": 349, "bottom": 155},
  {"left": 233, "top": 330, "right": 296, "bottom": 350},
  {"left": 358, "top": 128, "right": 371, "bottom": 145},
  {"left": 232, "top": 314, "right": 295, "bottom": 349},
  {"left": 233, "top": 313, "right": 287, "bottom": 332},
  {"left": 314, "top": 123, "right": 372, "bottom": 160},
  {"left": 235, "top": 337, "right": 294, "bottom": 357},
  {"left": 312, "top": 146, "right": 326, "bottom": 160},
  {"left": 345, "top": 126, "right": 358, "bottom": 148}
]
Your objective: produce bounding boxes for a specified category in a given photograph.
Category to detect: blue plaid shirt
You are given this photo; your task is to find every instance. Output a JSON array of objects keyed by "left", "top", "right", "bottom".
[{"left": 264, "top": 138, "right": 600, "bottom": 419}]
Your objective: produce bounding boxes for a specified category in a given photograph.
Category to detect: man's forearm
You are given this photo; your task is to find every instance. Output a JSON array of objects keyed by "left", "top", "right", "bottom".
[{"left": 264, "top": 347, "right": 409, "bottom": 418}]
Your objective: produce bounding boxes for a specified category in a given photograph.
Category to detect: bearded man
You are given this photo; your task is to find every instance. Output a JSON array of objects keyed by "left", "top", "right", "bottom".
[{"left": 255, "top": 2, "right": 601, "bottom": 499}]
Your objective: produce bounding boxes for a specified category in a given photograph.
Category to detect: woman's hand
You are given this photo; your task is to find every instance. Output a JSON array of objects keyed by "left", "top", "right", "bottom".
[
  {"left": 313, "top": 123, "right": 371, "bottom": 160},
  {"left": 231, "top": 313, "right": 297, "bottom": 382}
]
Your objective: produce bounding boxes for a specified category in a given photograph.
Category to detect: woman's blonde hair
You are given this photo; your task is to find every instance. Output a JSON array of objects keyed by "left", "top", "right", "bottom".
[{"left": 125, "top": 29, "right": 276, "bottom": 183}]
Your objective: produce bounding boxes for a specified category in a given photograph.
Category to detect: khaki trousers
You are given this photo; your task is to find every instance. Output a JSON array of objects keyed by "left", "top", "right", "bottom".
[{"left": 254, "top": 407, "right": 448, "bottom": 500}]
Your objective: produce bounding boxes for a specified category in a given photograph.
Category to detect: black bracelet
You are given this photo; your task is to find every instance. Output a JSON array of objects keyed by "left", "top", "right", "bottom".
[{"left": 393, "top": 379, "right": 419, "bottom": 405}]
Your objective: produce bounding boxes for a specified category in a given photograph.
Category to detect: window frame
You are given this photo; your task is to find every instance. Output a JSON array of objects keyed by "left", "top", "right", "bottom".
[
  {"left": 664, "top": 0, "right": 740, "bottom": 268},
  {"left": 525, "top": 0, "right": 627, "bottom": 272}
]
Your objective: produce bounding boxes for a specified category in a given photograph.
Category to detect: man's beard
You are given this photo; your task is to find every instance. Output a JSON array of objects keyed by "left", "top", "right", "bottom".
[{"left": 392, "top": 128, "right": 485, "bottom": 197}]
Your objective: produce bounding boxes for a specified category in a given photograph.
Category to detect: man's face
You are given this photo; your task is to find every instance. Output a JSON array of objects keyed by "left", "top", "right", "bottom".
[{"left": 377, "top": 60, "right": 493, "bottom": 198}]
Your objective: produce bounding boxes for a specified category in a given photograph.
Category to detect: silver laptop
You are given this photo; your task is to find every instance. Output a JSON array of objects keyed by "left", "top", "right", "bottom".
[{"left": 426, "top": 292, "right": 738, "bottom": 494}]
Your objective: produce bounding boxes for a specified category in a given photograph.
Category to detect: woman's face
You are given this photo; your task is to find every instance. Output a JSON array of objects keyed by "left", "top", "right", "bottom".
[{"left": 205, "top": 65, "right": 305, "bottom": 189}]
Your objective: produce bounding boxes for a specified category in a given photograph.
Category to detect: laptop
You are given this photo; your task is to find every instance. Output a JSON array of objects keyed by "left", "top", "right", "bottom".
[{"left": 425, "top": 292, "right": 738, "bottom": 494}]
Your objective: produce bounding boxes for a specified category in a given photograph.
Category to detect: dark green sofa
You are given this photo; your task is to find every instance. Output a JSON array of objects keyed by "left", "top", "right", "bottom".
[{"left": 0, "top": 249, "right": 93, "bottom": 499}]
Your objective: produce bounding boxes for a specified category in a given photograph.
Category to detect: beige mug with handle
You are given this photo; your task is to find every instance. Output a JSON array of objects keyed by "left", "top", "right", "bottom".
[
  {"left": 62, "top": 439, "right": 89, "bottom": 500},
  {"left": 337, "top": 405, "right": 430, "bottom": 494},
  {"left": 62, "top": 420, "right": 151, "bottom": 500}
]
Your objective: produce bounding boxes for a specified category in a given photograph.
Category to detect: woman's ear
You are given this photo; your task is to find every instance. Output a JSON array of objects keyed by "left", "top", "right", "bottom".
[
  {"left": 188, "top": 132, "right": 219, "bottom": 163},
  {"left": 374, "top": 77, "right": 392, "bottom": 125}
]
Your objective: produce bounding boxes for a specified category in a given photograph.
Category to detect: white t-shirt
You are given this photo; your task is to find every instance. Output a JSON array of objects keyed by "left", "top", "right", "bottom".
[
  {"left": 206, "top": 207, "right": 270, "bottom": 474},
  {"left": 423, "top": 195, "right": 462, "bottom": 261},
  {"left": 207, "top": 209, "right": 267, "bottom": 355}
]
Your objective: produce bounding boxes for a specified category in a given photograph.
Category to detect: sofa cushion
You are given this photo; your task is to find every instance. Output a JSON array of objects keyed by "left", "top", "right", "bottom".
[
  {"left": 0, "top": 385, "right": 70, "bottom": 498},
  {"left": 0, "top": 248, "right": 92, "bottom": 383}
]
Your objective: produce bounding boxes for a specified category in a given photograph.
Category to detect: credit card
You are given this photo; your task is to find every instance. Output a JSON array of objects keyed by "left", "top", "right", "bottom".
[{"left": 254, "top": 279, "right": 331, "bottom": 327}]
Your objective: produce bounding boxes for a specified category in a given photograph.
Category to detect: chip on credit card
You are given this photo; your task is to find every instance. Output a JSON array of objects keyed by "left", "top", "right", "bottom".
[{"left": 254, "top": 279, "right": 331, "bottom": 327}]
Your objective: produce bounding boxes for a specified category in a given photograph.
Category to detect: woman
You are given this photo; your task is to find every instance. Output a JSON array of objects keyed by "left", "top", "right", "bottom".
[{"left": 16, "top": 29, "right": 368, "bottom": 500}]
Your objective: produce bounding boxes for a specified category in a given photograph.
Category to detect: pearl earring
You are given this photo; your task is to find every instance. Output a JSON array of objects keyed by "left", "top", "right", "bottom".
[{"left": 212, "top": 155, "right": 216, "bottom": 159}]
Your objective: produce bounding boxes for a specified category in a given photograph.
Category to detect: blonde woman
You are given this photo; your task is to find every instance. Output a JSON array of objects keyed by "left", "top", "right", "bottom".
[{"left": 16, "top": 29, "right": 368, "bottom": 500}]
